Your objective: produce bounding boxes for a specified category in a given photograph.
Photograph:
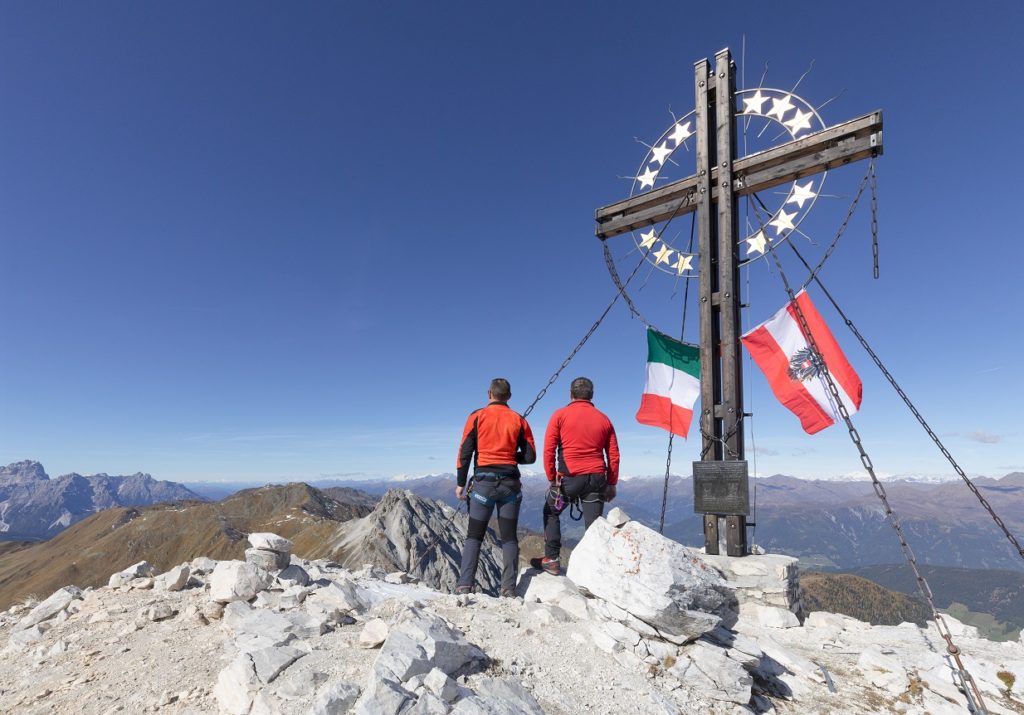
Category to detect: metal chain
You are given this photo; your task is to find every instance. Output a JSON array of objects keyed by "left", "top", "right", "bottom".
[
  {"left": 751, "top": 198, "right": 989, "bottom": 714},
  {"left": 787, "top": 242, "right": 1024, "bottom": 563},
  {"left": 658, "top": 217, "right": 697, "bottom": 534},
  {"left": 870, "top": 161, "right": 880, "bottom": 279},
  {"left": 748, "top": 159, "right": 872, "bottom": 294},
  {"left": 521, "top": 248, "right": 648, "bottom": 420}
]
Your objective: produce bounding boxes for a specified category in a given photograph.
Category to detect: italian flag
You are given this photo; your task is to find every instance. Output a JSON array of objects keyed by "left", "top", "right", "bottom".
[
  {"left": 741, "top": 290, "right": 862, "bottom": 434},
  {"left": 635, "top": 328, "right": 700, "bottom": 438}
]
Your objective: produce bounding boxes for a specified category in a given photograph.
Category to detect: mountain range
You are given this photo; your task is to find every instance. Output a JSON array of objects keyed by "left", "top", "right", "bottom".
[
  {"left": 0, "top": 460, "right": 203, "bottom": 540},
  {"left": 328, "top": 471, "right": 1024, "bottom": 573}
]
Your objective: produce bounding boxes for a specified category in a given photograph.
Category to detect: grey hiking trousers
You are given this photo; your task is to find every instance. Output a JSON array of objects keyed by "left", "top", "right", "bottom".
[{"left": 456, "top": 477, "right": 522, "bottom": 594}]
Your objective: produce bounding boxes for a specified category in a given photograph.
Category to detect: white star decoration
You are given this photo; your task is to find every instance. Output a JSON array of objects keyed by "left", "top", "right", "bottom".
[
  {"left": 653, "top": 244, "right": 674, "bottom": 265},
  {"left": 669, "top": 121, "right": 692, "bottom": 146},
  {"left": 785, "top": 109, "right": 813, "bottom": 135},
  {"left": 769, "top": 209, "right": 797, "bottom": 235},
  {"left": 639, "top": 229, "right": 659, "bottom": 249},
  {"left": 674, "top": 254, "right": 693, "bottom": 274},
  {"left": 746, "top": 231, "right": 768, "bottom": 255},
  {"left": 649, "top": 142, "right": 672, "bottom": 167},
  {"left": 636, "top": 166, "right": 658, "bottom": 190},
  {"left": 767, "top": 94, "right": 794, "bottom": 121},
  {"left": 742, "top": 90, "right": 768, "bottom": 114},
  {"left": 787, "top": 181, "right": 817, "bottom": 209}
]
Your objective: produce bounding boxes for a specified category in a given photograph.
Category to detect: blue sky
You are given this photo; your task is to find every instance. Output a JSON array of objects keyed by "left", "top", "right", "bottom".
[{"left": 1, "top": 2, "right": 1021, "bottom": 484}]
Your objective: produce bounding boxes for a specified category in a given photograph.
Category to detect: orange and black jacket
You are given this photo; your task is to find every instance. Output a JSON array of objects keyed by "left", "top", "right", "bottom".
[{"left": 456, "top": 401, "right": 536, "bottom": 487}]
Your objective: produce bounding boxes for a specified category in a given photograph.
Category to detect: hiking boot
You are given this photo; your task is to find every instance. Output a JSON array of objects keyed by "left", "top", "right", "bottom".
[
  {"left": 529, "top": 556, "right": 560, "bottom": 576},
  {"left": 454, "top": 585, "right": 473, "bottom": 595},
  {"left": 500, "top": 589, "right": 519, "bottom": 599}
]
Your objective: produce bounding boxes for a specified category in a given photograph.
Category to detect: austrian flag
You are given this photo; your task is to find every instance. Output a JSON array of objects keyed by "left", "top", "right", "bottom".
[
  {"left": 741, "top": 291, "right": 862, "bottom": 434},
  {"left": 636, "top": 329, "right": 700, "bottom": 438}
]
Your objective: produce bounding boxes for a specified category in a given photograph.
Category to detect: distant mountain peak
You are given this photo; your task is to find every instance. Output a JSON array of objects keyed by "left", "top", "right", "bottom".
[{"left": 0, "top": 460, "right": 49, "bottom": 482}]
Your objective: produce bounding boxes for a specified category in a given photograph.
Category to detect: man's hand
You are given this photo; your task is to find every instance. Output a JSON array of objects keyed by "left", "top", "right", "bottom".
[
  {"left": 603, "top": 484, "right": 617, "bottom": 503},
  {"left": 455, "top": 485, "right": 464, "bottom": 500}
]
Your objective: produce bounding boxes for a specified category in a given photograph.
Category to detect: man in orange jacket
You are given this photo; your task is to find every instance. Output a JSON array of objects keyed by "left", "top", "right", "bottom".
[
  {"left": 535, "top": 377, "right": 619, "bottom": 576},
  {"left": 454, "top": 377, "right": 536, "bottom": 596}
]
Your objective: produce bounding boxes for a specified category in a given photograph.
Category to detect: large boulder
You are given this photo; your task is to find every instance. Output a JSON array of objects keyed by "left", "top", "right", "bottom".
[
  {"left": 209, "top": 560, "right": 274, "bottom": 603},
  {"left": 15, "top": 586, "right": 82, "bottom": 631},
  {"left": 567, "top": 517, "right": 736, "bottom": 642},
  {"left": 373, "top": 608, "right": 488, "bottom": 683}
]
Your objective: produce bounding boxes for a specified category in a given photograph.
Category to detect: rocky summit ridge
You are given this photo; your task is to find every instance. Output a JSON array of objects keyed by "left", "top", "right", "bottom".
[{"left": 1, "top": 508, "right": 1022, "bottom": 715}]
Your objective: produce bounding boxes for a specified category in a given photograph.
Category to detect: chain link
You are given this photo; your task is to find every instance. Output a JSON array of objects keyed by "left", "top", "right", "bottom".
[
  {"left": 521, "top": 247, "right": 648, "bottom": 420},
  {"left": 870, "top": 161, "right": 880, "bottom": 279},
  {"left": 787, "top": 242, "right": 1024, "bottom": 563},
  {"left": 751, "top": 198, "right": 989, "bottom": 714}
]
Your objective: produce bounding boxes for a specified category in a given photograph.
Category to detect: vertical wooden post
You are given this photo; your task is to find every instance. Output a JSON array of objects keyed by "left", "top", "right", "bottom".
[
  {"left": 714, "top": 49, "right": 748, "bottom": 558},
  {"left": 697, "top": 49, "right": 748, "bottom": 557},
  {"left": 694, "top": 59, "right": 719, "bottom": 554}
]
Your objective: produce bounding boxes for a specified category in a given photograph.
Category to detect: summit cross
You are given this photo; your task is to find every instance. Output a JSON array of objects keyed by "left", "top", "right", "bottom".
[{"left": 594, "top": 48, "right": 883, "bottom": 556}]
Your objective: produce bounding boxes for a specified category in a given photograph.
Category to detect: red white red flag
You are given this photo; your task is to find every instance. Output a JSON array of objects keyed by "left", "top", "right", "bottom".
[{"left": 741, "top": 290, "right": 862, "bottom": 434}]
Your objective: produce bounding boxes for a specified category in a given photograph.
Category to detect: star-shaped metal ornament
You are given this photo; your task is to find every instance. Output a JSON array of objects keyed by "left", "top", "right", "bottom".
[
  {"left": 769, "top": 209, "right": 797, "bottom": 235},
  {"left": 742, "top": 90, "right": 768, "bottom": 115},
  {"left": 767, "top": 94, "right": 795, "bottom": 121},
  {"left": 785, "top": 108, "right": 814, "bottom": 135},
  {"left": 639, "top": 229, "right": 659, "bottom": 249},
  {"left": 787, "top": 181, "right": 817, "bottom": 209},
  {"left": 636, "top": 167, "right": 659, "bottom": 190},
  {"left": 669, "top": 121, "right": 692, "bottom": 146},
  {"left": 674, "top": 254, "right": 694, "bottom": 274},
  {"left": 745, "top": 231, "right": 768, "bottom": 255},
  {"left": 649, "top": 142, "right": 673, "bottom": 167},
  {"left": 653, "top": 244, "right": 675, "bottom": 265}
]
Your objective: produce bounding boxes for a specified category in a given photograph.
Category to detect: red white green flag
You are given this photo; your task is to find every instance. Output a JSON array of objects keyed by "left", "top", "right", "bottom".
[
  {"left": 635, "top": 328, "right": 700, "bottom": 438},
  {"left": 741, "top": 290, "right": 862, "bottom": 434}
]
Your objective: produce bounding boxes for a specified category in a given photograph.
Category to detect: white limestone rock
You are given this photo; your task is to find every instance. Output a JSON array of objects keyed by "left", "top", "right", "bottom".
[
  {"left": 857, "top": 646, "right": 907, "bottom": 695},
  {"left": 423, "top": 667, "right": 459, "bottom": 702},
  {"left": 145, "top": 604, "right": 175, "bottom": 622},
  {"left": 189, "top": 556, "right": 218, "bottom": 575},
  {"left": 277, "top": 565, "right": 311, "bottom": 587},
  {"left": 155, "top": 564, "right": 191, "bottom": 592},
  {"left": 352, "top": 677, "right": 414, "bottom": 715},
  {"left": 248, "top": 532, "right": 294, "bottom": 554},
  {"left": 308, "top": 577, "right": 369, "bottom": 615},
  {"left": 452, "top": 678, "right": 543, "bottom": 715},
  {"left": 668, "top": 640, "right": 753, "bottom": 704},
  {"left": 246, "top": 547, "right": 291, "bottom": 572},
  {"left": 736, "top": 603, "right": 800, "bottom": 630},
  {"left": 250, "top": 645, "right": 306, "bottom": 685},
  {"left": 213, "top": 653, "right": 261, "bottom": 715},
  {"left": 9, "top": 625, "right": 44, "bottom": 647},
  {"left": 209, "top": 560, "right": 274, "bottom": 603},
  {"left": 373, "top": 608, "right": 488, "bottom": 683},
  {"left": 309, "top": 680, "right": 361, "bottom": 715},
  {"left": 405, "top": 690, "right": 450, "bottom": 715},
  {"left": 15, "top": 586, "right": 83, "bottom": 631},
  {"left": 605, "top": 506, "right": 630, "bottom": 527},
  {"left": 567, "top": 517, "right": 735, "bottom": 643},
  {"left": 359, "top": 618, "right": 390, "bottom": 648}
]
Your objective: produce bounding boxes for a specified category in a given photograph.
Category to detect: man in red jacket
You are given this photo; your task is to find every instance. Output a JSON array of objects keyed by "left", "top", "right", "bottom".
[
  {"left": 535, "top": 377, "right": 619, "bottom": 576},
  {"left": 454, "top": 377, "right": 536, "bottom": 596}
]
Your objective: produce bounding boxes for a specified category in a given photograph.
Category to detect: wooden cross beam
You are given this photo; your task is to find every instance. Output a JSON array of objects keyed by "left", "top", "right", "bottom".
[
  {"left": 595, "top": 111, "right": 883, "bottom": 239},
  {"left": 595, "top": 48, "right": 882, "bottom": 556}
]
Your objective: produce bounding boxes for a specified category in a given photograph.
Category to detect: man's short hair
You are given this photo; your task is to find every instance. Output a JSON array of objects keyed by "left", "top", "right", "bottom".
[
  {"left": 489, "top": 378, "right": 511, "bottom": 401},
  {"left": 570, "top": 377, "right": 594, "bottom": 400}
]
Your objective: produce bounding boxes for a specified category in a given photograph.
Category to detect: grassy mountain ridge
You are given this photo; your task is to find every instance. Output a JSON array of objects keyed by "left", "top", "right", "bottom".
[
  {"left": 0, "top": 483, "right": 374, "bottom": 611},
  {"left": 844, "top": 564, "right": 1024, "bottom": 633},
  {"left": 801, "top": 571, "right": 932, "bottom": 626}
]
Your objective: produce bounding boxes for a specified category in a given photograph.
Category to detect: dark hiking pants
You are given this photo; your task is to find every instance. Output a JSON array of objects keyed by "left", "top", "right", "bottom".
[
  {"left": 457, "top": 477, "right": 521, "bottom": 593},
  {"left": 543, "top": 473, "right": 607, "bottom": 560}
]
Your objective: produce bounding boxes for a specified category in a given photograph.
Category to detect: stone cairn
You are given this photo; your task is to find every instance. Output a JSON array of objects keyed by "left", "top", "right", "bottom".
[{"left": 245, "top": 533, "right": 293, "bottom": 572}]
